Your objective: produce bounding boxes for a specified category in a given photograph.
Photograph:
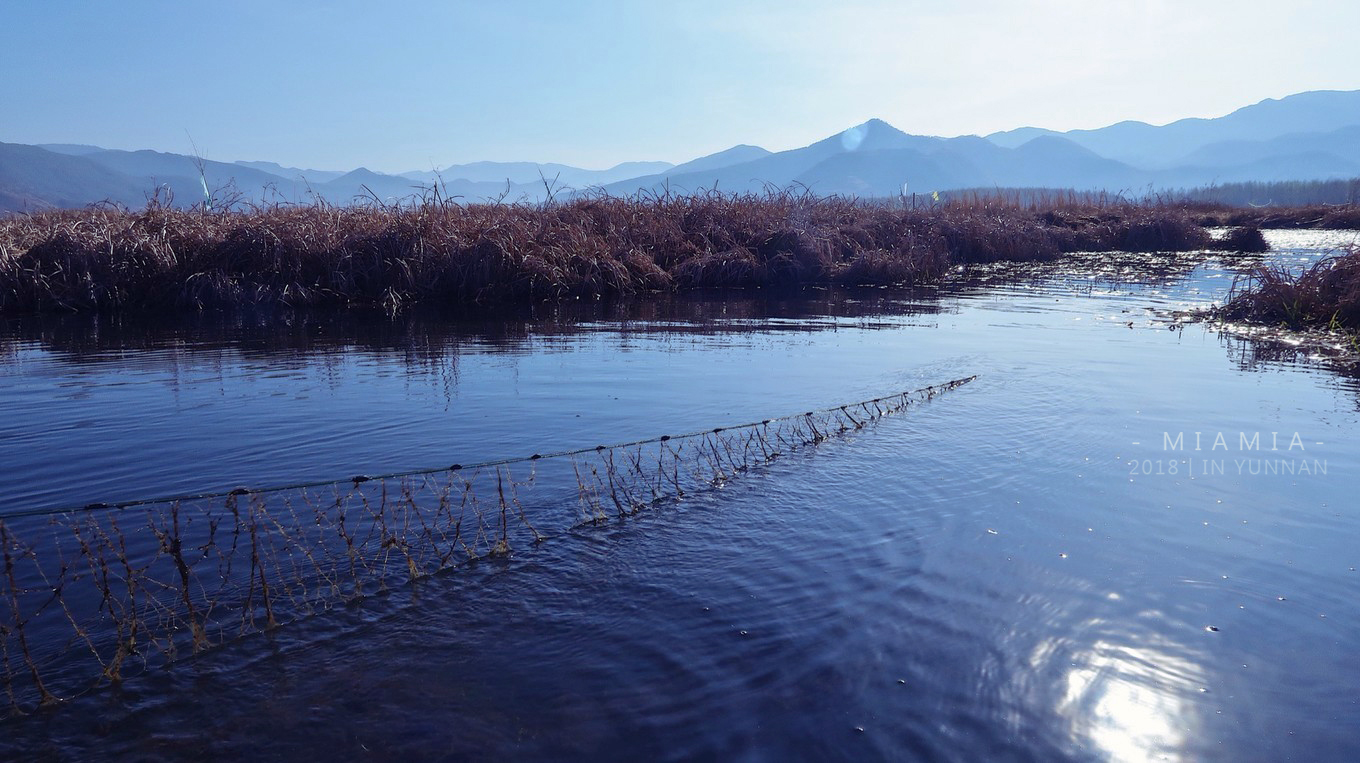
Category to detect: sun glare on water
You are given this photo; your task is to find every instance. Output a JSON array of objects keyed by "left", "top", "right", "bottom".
[{"left": 1057, "top": 638, "right": 1206, "bottom": 762}]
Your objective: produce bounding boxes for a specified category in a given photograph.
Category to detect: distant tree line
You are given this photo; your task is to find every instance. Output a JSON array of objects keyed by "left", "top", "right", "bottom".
[
  {"left": 1172, "top": 178, "right": 1360, "bottom": 207},
  {"left": 892, "top": 180, "right": 1360, "bottom": 209}
]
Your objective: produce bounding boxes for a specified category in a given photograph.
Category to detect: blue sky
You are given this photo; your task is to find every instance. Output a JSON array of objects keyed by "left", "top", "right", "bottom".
[{"left": 4, "top": 1, "right": 1358, "bottom": 172}]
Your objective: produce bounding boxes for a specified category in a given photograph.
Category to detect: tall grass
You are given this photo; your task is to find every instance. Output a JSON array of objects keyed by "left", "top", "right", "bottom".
[
  {"left": 1217, "top": 245, "right": 1360, "bottom": 331},
  {"left": 0, "top": 192, "right": 1222, "bottom": 314}
]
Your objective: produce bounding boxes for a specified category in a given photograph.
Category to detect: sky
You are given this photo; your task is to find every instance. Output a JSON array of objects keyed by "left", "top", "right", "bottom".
[{"left": 3, "top": 1, "right": 1359, "bottom": 173}]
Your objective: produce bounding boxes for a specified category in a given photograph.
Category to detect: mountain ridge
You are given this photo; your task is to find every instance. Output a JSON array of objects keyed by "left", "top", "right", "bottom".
[
  {"left": 986, "top": 89, "right": 1360, "bottom": 167},
  {"left": 4, "top": 89, "right": 1359, "bottom": 212}
]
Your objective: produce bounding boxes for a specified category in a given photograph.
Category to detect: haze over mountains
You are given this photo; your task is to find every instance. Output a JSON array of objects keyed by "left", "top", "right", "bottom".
[{"left": 3, "top": 90, "right": 1359, "bottom": 213}]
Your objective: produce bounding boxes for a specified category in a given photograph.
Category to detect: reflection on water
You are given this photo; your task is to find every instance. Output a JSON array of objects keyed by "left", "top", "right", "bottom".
[
  {"left": 1220, "top": 326, "right": 1360, "bottom": 383},
  {"left": 2, "top": 287, "right": 950, "bottom": 363},
  {"left": 2, "top": 230, "right": 1360, "bottom": 760},
  {"left": 0, "top": 288, "right": 956, "bottom": 513},
  {"left": 1055, "top": 637, "right": 1205, "bottom": 762}
]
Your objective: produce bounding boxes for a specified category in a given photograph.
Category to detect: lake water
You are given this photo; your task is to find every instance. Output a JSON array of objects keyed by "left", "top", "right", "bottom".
[{"left": 2, "top": 229, "right": 1359, "bottom": 761}]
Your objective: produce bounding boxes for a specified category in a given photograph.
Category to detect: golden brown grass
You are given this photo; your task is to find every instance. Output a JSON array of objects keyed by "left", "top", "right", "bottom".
[{"left": 0, "top": 192, "right": 1223, "bottom": 314}]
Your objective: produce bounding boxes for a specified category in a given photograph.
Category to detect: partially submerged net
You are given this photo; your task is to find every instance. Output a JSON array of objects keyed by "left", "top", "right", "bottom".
[{"left": 0, "top": 376, "right": 975, "bottom": 715}]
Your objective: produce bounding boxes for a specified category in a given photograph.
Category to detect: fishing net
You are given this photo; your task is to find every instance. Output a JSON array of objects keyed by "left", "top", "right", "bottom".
[{"left": 0, "top": 376, "right": 975, "bottom": 714}]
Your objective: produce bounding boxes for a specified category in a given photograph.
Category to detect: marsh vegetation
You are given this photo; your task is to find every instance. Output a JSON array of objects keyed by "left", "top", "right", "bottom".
[
  {"left": 0, "top": 193, "right": 1267, "bottom": 315},
  {"left": 1218, "top": 244, "right": 1360, "bottom": 331}
]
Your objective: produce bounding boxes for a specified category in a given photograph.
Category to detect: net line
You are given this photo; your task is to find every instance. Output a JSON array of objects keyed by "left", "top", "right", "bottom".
[
  {"left": 0, "top": 375, "right": 976, "bottom": 714},
  {"left": 6, "top": 376, "right": 979, "bottom": 520}
]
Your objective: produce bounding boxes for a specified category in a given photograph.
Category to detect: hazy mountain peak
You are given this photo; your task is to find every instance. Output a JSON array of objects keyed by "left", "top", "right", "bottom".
[
  {"left": 603, "top": 160, "right": 673, "bottom": 173},
  {"left": 984, "top": 127, "right": 1059, "bottom": 148},
  {"left": 667, "top": 144, "right": 772, "bottom": 175},
  {"left": 1016, "top": 134, "right": 1104, "bottom": 158},
  {"left": 850, "top": 117, "right": 906, "bottom": 137},
  {"left": 335, "top": 167, "right": 388, "bottom": 180},
  {"left": 822, "top": 118, "right": 922, "bottom": 154}
]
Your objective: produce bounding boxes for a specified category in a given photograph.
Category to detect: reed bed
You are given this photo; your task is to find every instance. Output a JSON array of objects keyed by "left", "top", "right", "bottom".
[
  {"left": 0, "top": 193, "right": 1224, "bottom": 314},
  {"left": 0, "top": 377, "right": 975, "bottom": 715},
  {"left": 1217, "top": 245, "right": 1360, "bottom": 331}
]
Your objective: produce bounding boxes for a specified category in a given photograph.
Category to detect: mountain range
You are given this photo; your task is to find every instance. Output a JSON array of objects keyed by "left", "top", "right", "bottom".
[{"left": 3, "top": 89, "right": 1359, "bottom": 213}]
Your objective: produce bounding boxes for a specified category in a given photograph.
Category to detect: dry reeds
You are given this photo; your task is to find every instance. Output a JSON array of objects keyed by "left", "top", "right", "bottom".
[
  {"left": 1217, "top": 245, "right": 1360, "bottom": 330},
  {"left": 0, "top": 192, "right": 1224, "bottom": 314}
]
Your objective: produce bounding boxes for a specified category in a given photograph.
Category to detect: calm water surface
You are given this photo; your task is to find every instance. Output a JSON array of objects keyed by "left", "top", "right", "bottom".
[{"left": 2, "top": 230, "right": 1359, "bottom": 761}]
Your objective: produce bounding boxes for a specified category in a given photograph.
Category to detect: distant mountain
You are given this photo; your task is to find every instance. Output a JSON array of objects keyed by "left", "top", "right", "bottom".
[
  {"left": 75, "top": 148, "right": 298, "bottom": 205},
  {"left": 235, "top": 160, "right": 347, "bottom": 184},
  {"left": 987, "top": 89, "right": 1360, "bottom": 168},
  {"left": 587, "top": 161, "right": 674, "bottom": 186},
  {"left": 6, "top": 88, "right": 1360, "bottom": 212},
  {"left": 1156, "top": 151, "right": 1360, "bottom": 188},
  {"left": 997, "top": 136, "right": 1145, "bottom": 189},
  {"left": 315, "top": 168, "right": 439, "bottom": 203},
  {"left": 36, "top": 143, "right": 107, "bottom": 157},
  {"left": 792, "top": 148, "right": 972, "bottom": 196},
  {"left": 0, "top": 143, "right": 547, "bottom": 210},
  {"left": 605, "top": 119, "right": 938, "bottom": 195},
  {"left": 601, "top": 92, "right": 1360, "bottom": 197},
  {"left": 314, "top": 167, "right": 559, "bottom": 205},
  {"left": 603, "top": 120, "right": 1151, "bottom": 197},
  {"left": 0, "top": 142, "right": 150, "bottom": 212},
  {"left": 402, "top": 160, "right": 674, "bottom": 190},
  {"left": 665, "top": 145, "right": 771, "bottom": 175},
  {"left": 1179, "top": 125, "right": 1360, "bottom": 170}
]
